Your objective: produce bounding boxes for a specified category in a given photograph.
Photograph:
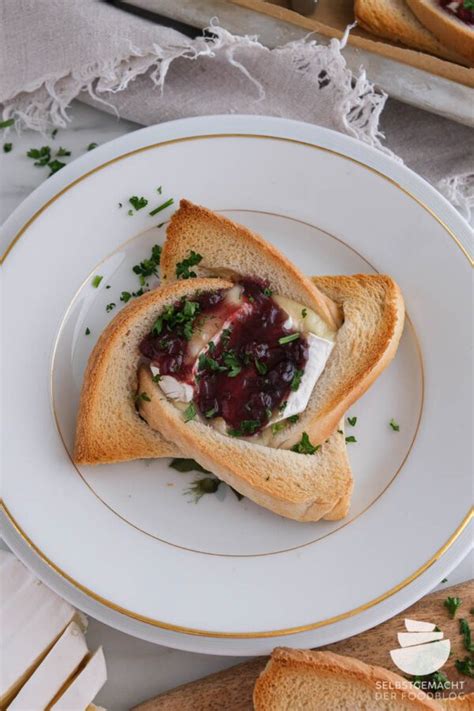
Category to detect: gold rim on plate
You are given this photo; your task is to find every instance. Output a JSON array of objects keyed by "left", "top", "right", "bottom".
[{"left": 1, "top": 132, "right": 472, "bottom": 638}]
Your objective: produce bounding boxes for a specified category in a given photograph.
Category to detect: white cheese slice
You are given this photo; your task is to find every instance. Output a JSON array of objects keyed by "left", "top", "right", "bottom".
[
  {"left": 8, "top": 621, "right": 88, "bottom": 710},
  {"left": 389, "top": 639, "right": 450, "bottom": 676},
  {"left": 397, "top": 631, "right": 444, "bottom": 648},
  {"left": 0, "top": 553, "right": 77, "bottom": 706},
  {"left": 271, "top": 332, "right": 334, "bottom": 424},
  {"left": 50, "top": 647, "right": 107, "bottom": 710},
  {"left": 404, "top": 618, "right": 437, "bottom": 633},
  {"left": 150, "top": 366, "right": 194, "bottom": 403},
  {"left": 273, "top": 295, "right": 336, "bottom": 342}
]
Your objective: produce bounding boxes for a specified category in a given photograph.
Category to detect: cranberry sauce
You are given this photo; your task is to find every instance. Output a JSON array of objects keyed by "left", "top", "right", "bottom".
[
  {"left": 195, "top": 280, "right": 308, "bottom": 435},
  {"left": 139, "top": 290, "right": 226, "bottom": 379},
  {"left": 439, "top": 0, "right": 473, "bottom": 23}
]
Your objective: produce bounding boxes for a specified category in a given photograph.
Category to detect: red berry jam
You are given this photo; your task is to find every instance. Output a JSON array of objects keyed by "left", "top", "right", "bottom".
[
  {"left": 439, "top": 0, "right": 474, "bottom": 24},
  {"left": 139, "top": 280, "right": 309, "bottom": 435}
]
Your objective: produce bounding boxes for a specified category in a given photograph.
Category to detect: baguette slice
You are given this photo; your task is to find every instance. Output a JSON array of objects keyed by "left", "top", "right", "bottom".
[
  {"left": 406, "top": 0, "right": 474, "bottom": 62},
  {"left": 159, "top": 201, "right": 405, "bottom": 448},
  {"left": 355, "top": 0, "right": 470, "bottom": 63},
  {"left": 253, "top": 648, "right": 443, "bottom": 710}
]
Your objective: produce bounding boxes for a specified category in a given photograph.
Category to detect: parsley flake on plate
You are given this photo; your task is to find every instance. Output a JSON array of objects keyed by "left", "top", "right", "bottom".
[{"left": 291, "top": 432, "right": 320, "bottom": 455}]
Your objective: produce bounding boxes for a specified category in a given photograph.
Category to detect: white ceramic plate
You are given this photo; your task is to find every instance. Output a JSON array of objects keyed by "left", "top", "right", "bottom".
[{"left": 1, "top": 116, "right": 472, "bottom": 655}]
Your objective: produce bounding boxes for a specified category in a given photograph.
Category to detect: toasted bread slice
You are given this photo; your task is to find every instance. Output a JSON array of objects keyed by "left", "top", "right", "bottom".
[
  {"left": 440, "top": 696, "right": 474, "bottom": 710},
  {"left": 159, "top": 202, "right": 405, "bottom": 447},
  {"left": 161, "top": 200, "right": 342, "bottom": 332},
  {"left": 253, "top": 648, "right": 443, "bottom": 710},
  {"left": 355, "top": 0, "right": 469, "bottom": 63},
  {"left": 406, "top": 0, "right": 474, "bottom": 63}
]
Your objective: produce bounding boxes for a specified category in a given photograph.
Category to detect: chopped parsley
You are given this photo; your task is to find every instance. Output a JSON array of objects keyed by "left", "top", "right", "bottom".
[
  {"left": 151, "top": 373, "right": 162, "bottom": 383},
  {"left": 345, "top": 435, "right": 357, "bottom": 443},
  {"left": 87, "top": 142, "right": 98, "bottom": 151},
  {"left": 254, "top": 359, "right": 267, "bottom": 375},
  {"left": 3, "top": 143, "right": 12, "bottom": 153},
  {"left": 91, "top": 275, "right": 103, "bottom": 288},
  {"left": 198, "top": 353, "right": 227, "bottom": 373},
  {"left": 228, "top": 420, "right": 261, "bottom": 437},
  {"left": 301, "top": 308, "right": 307, "bottom": 318},
  {"left": 222, "top": 351, "right": 241, "bottom": 377},
  {"left": 221, "top": 327, "right": 232, "bottom": 345},
  {"left": 278, "top": 333, "right": 300, "bottom": 345},
  {"left": 205, "top": 406, "right": 218, "bottom": 419},
  {"left": 455, "top": 657, "right": 474, "bottom": 677},
  {"left": 136, "top": 392, "right": 151, "bottom": 402},
  {"left": 183, "top": 402, "right": 197, "bottom": 422},
  {"left": 389, "top": 418, "right": 400, "bottom": 431},
  {"left": 170, "top": 458, "right": 210, "bottom": 474},
  {"left": 186, "top": 477, "right": 220, "bottom": 502},
  {"left": 120, "top": 291, "right": 132, "bottom": 303},
  {"left": 85, "top": 327, "right": 91, "bottom": 335},
  {"left": 48, "top": 159, "right": 66, "bottom": 176},
  {"left": 444, "top": 596, "right": 462, "bottom": 618},
  {"left": 441, "top": 578, "right": 448, "bottom": 583},
  {"left": 149, "top": 197, "right": 174, "bottom": 217},
  {"left": 56, "top": 146, "right": 71, "bottom": 157},
  {"left": 27, "top": 146, "right": 51, "bottom": 166},
  {"left": 460, "top": 618, "right": 474, "bottom": 652},
  {"left": 106, "top": 302, "right": 116, "bottom": 312},
  {"left": 51, "top": 128, "right": 58, "bottom": 139},
  {"left": 347, "top": 416, "right": 357, "bottom": 427},
  {"left": 271, "top": 421, "right": 287, "bottom": 435},
  {"left": 157, "top": 185, "right": 162, "bottom": 194},
  {"left": 463, "top": 0, "right": 474, "bottom": 8},
  {"left": 279, "top": 401, "right": 287, "bottom": 412},
  {"left": 288, "top": 414, "right": 299, "bottom": 423},
  {"left": 291, "top": 432, "right": 320, "bottom": 455},
  {"left": 132, "top": 244, "right": 161, "bottom": 282},
  {"left": 290, "top": 369, "right": 304, "bottom": 391},
  {"left": 129, "top": 196, "right": 148, "bottom": 211},
  {"left": 0, "top": 118, "right": 15, "bottom": 129},
  {"left": 263, "top": 287, "right": 273, "bottom": 297},
  {"left": 153, "top": 300, "right": 200, "bottom": 341},
  {"left": 176, "top": 250, "right": 203, "bottom": 280},
  {"left": 128, "top": 209, "right": 134, "bottom": 216}
]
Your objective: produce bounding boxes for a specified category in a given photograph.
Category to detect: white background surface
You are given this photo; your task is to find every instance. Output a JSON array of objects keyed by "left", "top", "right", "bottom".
[{"left": 1, "top": 102, "right": 472, "bottom": 710}]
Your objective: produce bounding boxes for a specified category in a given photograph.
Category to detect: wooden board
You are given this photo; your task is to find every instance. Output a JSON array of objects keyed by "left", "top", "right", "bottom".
[{"left": 134, "top": 581, "right": 473, "bottom": 709}]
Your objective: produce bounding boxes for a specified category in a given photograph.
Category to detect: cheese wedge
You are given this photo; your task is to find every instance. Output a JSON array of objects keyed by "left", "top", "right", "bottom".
[
  {"left": 8, "top": 621, "right": 88, "bottom": 710},
  {"left": 0, "top": 552, "right": 76, "bottom": 706},
  {"left": 397, "top": 631, "right": 444, "bottom": 648},
  {"left": 50, "top": 648, "right": 107, "bottom": 710},
  {"left": 404, "top": 618, "right": 437, "bottom": 632}
]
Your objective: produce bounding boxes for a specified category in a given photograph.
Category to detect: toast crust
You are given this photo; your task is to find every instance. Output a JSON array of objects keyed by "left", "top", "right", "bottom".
[
  {"left": 161, "top": 200, "right": 343, "bottom": 331},
  {"left": 254, "top": 648, "right": 443, "bottom": 710},
  {"left": 406, "top": 0, "right": 474, "bottom": 62},
  {"left": 355, "top": 0, "right": 470, "bottom": 62}
]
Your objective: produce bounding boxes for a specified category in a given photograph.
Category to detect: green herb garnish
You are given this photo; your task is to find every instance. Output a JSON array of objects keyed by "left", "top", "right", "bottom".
[
  {"left": 301, "top": 308, "right": 307, "bottom": 318},
  {"left": 169, "top": 458, "right": 210, "bottom": 474},
  {"left": 444, "top": 596, "right": 462, "bottom": 618},
  {"left": 136, "top": 392, "right": 151, "bottom": 402},
  {"left": 0, "top": 118, "right": 15, "bottom": 129},
  {"left": 263, "top": 287, "right": 273, "bottom": 297},
  {"left": 27, "top": 146, "right": 51, "bottom": 166},
  {"left": 290, "top": 369, "right": 303, "bottom": 391},
  {"left": 120, "top": 291, "right": 132, "bottom": 303},
  {"left": 442, "top": 578, "right": 448, "bottom": 583},
  {"left": 56, "top": 147, "right": 71, "bottom": 157},
  {"left": 186, "top": 477, "right": 220, "bottom": 502},
  {"left": 87, "top": 142, "right": 98, "bottom": 151},
  {"left": 347, "top": 416, "right": 357, "bottom": 427},
  {"left": 291, "top": 432, "right": 320, "bottom": 455},
  {"left": 198, "top": 353, "right": 227, "bottom": 373},
  {"left": 183, "top": 402, "right": 197, "bottom": 422},
  {"left": 106, "top": 302, "right": 116, "bottom": 312},
  {"left": 222, "top": 351, "right": 242, "bottom": 377},
  {"left": 128, "top": 209, "right": 134, "bottom": 216},
  {"left": 228, "top": 420, "right": 261, "bottom": 437},
  {"left": 85, "top": 327, "right": 91, "bottom": 335},
  {"left": 221, "top": 327, "right": 232, "bottom": 345},
  {"left": 149, "top": 197, "right": 174, "bottom": 217},
  {"left": 389, "top": 418, "right": 400, "bottom": 431},
  {"left": 271, "top": 421, "right": 287, "bottom": 435},
  {"left": 279, "top": 333, "right": 300, "bottom": 345},
  {"left": 288, "top": 414, "right": 299, "bottom": 423},
  {"left": 51, "top": 128, "right": 58, "bottom": 139},
  {"left": 279, "top": 401, "right": 287, "bottom": 412},
  {"left": 48, "top": 159, "right": 66, "bottom": 176},
  {"left": 91, "top": 275, "right": 103, "bottom": 288},
  {"left": 455, "top": 657, "right": 474, "bottom": 677},
  {"left": 463, "top": 0, "right": 474, "bottom": 9},
  {"left": 459, "top": 618, "right": 474, "bottom": 652},
  {"left": 205, "top": 406, "right": 218, "bottom": 418},
  {"left": 132, "top": 244, "right": 161, "bottom": 282},
  {"left": 255, "top": 359, "right": 267, "bottom": 375},
  {"left": 151, "top": 373, "right": 162, "bottom": 383},
  {"left": 129, "top": 196, "right": 148, "bottom": 211},
  {"left": 345, "top": 435, "right": 357, "bottom": 443},
  {"left": 3, "top": 143, "right": 12, "bottom": 153},
  {"left": 176, "top": 250, "right": 203, "bottom": 280}
]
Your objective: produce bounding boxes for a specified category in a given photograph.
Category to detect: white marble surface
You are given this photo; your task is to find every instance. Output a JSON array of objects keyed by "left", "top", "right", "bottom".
[{"left": 1, "top": 101, "right": 472, "bottom": 710}]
